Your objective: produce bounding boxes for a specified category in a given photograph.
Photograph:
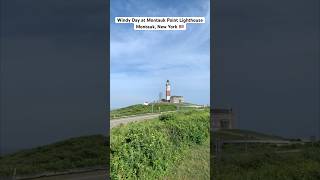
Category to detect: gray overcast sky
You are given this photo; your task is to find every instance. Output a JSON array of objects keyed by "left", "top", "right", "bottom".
[
  {"left": 1, "top": 0, "right": 108, "bottom": 154},
  {"left": 213, "top": 0, "right": 319, "bottom": 139}
]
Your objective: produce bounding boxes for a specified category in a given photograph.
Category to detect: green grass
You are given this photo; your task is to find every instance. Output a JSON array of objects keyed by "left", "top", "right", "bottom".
[
  {"left": 0, "top": 135, "right": 108, "bottom": 177},
  {"left": 166, "top": 138, "right": 210, "bottom": 180},
  {"left": 213, "top": 144, "right": 320, "bottom": 180},
  {"left": 111, "top": 110, "right": 210, "bottom": 179},
  {"left": 110, "top": 103, "right": 205, "bottom": 119},
  {"left": 212, "top": 129, "right": 320, "bottom": 180},
  {"left": 110, "top": 103, "right": 178, "bottom": 119},
  {"left": 214, "top": 129, "right": 285, "bottom": 140}
]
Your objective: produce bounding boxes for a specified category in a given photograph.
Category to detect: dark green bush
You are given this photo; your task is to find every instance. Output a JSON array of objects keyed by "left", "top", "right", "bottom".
[
  {"left": 158, "top": 113, "right": 176, "bottom": 121},
  {"left": 181, "top": 109, "right": 198, "bottom": 115}
]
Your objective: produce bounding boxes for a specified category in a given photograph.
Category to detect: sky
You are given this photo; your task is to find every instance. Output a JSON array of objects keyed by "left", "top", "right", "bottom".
[
  {"left": 110, "top": 0, "right": 210, "bottom": 109},
  {"left": 213, "top": 0, "right": 319, "bottom": 139}
]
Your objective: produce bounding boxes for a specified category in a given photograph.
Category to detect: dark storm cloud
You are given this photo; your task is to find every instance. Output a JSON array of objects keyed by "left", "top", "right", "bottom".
[
  {"left": 213, "top": 0, "right": 319, "bottom": 139},
  {"left": 1, "top": 0, "right": 108, "bottom": 154}
]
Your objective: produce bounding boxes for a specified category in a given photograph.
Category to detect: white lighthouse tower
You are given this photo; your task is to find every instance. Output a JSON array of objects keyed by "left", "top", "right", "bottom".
[{"left": 166, "top": 80, "right": 171, "bottom": 102}]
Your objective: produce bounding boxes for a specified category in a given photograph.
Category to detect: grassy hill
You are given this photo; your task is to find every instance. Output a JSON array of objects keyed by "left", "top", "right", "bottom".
[
  {"left": 212, "top": 129, "right": 320, "bottom": 180},
  {"left": 0, "top": 135, "right": 108, "bottom": 177},
  {"left": 110, "top": 103, "right": 179, "bottom": 119},
  {"left": 0, "top": 109, "right": 209, "bottom": 179},
  {"left": 110, "top": 103, "right": 206, "bottom": 119},
  {"left": 111, "top": 110, "right": 210, "bottom": 179}
]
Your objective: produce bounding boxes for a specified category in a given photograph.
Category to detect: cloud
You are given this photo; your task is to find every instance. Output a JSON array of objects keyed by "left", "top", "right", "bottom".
[{"left": 110, "top": 0, "right": 210, "bottom": 108}]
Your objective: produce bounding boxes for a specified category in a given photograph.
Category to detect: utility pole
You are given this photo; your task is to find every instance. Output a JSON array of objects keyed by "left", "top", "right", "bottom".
[{"left": 159, "top": 92, "right": 162, "bottom": 102}]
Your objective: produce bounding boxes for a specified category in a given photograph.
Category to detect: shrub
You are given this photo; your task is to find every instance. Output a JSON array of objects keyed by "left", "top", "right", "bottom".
[
  {"left": 111, "top": 110, "right": 209, "bottom": 179},
  {"left": 159, "top": 113, "right": 176, "bottom": 121}
]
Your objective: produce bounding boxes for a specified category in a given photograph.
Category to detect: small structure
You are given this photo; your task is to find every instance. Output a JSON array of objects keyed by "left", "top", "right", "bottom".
[
  {"left": 212, "top": 108, "right": 235, "bottom": 130},
  {"left": 143, "top": 102, "right": 149, "bottom": 105},
  {"left": 170, "top": 96, "right": 184, "bottom": 104},
  {"left": 159, "top": 80, "right": 184, "bottom": 104}
]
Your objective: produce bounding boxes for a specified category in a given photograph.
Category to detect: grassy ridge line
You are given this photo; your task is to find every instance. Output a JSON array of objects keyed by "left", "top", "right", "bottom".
[
  {"left": 110, "top": 110, "right": 210, "bottom": 179},
  {"left": 214, "top": 129, "right": 286, "bottom": 140},
  {"left": 213, "top": 144, "right": 320, "bottom": 180},
  {"left": 110, "top": 103, "right": 198, "bottom": 119},
  {"left": 110, "top": 104, "right": 177, "bottom": 119},
  {"left": 0, "top": 135, "right": 108, "bottom": 177}
]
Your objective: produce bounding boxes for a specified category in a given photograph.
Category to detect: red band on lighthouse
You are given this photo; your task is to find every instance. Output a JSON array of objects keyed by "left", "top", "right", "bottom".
[{"left": 166, "top": 80, "right": 171, "bottom": 101}]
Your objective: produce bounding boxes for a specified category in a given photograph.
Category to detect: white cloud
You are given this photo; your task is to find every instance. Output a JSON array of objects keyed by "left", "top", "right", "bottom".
[{"left": 110, "top": 0, "right": 210, "bottom": 108}]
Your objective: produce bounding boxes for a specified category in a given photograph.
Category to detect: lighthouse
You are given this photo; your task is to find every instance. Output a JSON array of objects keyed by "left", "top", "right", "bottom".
[{"left": 166, "top": 80, "right": 171, "bottom": 102}]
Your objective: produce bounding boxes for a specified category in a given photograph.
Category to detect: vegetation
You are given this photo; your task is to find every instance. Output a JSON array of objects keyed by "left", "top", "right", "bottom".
[
  {"left": 110, "top": 103, "right": 177, "bottom": 119},
  {"left": 158, "top": 113, "right": 177, "bottom": 121},
  {"left": 110, "top": 110, "right": 209, "bottom": 179},
  {"left": 0, "top": 106, "right": 208, "bottom": 179},
  {"left": 214, "top": 129, "right": 285, "bottom": 140},
  {"left": 166, "top": 138, "right": 210, "bottom": 180},
  {"left": 212, "top": 129, "right": 320, "bottom": 180},
  {"left": 110, "top": 103, "right": 205, "bottom": 119},
  {"left": 0, "top": 135, "right": 108, "bottom": 177}
]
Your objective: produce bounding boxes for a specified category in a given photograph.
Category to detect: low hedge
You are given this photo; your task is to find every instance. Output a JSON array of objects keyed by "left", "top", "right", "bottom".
[
  {"left": 158, "top": 113, "right": 177, "bottom": 121},
  {"left": 110, "top": 110, "right": 209, "bottom": 179}
]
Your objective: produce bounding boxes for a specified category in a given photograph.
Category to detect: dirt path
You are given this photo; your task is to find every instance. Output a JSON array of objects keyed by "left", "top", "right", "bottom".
[{"left": 110, "top": 113, "right": 161, "bottom": 129}]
